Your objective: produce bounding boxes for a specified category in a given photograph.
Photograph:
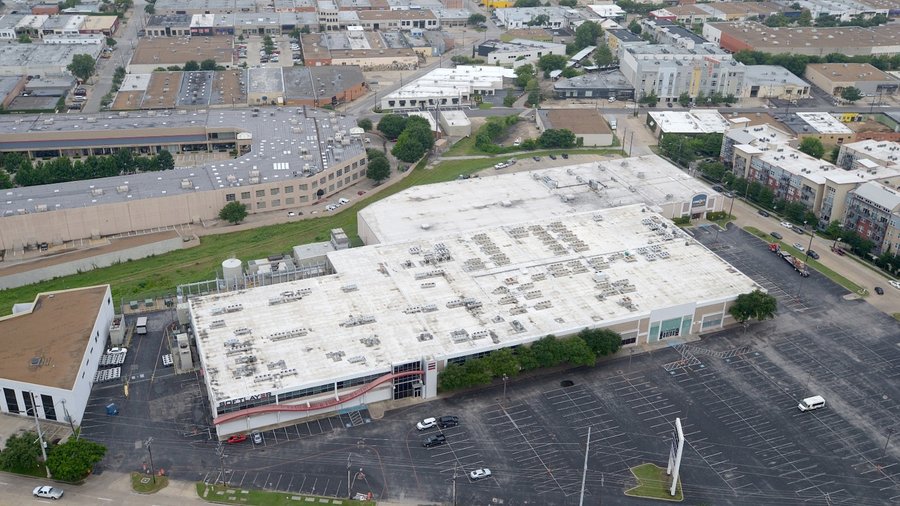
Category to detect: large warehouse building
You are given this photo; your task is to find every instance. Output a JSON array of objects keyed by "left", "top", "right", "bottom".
[
  {"left": 0, "top": 108, "right": 366, "bottom": 251},
  {"left": 0, "top": 286, "right": 114, "bottom": 427},
  {"left": 190, "top": 158, "right": 756, "bottom": 438}
]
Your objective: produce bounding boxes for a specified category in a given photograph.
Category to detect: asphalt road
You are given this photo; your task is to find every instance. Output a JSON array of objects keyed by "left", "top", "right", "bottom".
[{"left": 83, "top": 1, "right": 146, "bottom": 113}]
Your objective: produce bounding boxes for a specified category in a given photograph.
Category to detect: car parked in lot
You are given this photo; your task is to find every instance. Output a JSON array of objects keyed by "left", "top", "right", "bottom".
[
  {"left": 423, "top": 433, "right": 446, "bottom": 448},
  {"left": 757, "top": 210, "right": 770, "bottom": 217},
  {"left": 889, "top": 280, "right": 900, "bottom": 290},
  {"left": 875, "top": 286, "right": 884, "bottom": 295},
  {"left": 807, "top": 250, "right": 819, "bottom": 259},
  {"left": 780, "top": 221, "right": 792, "bottom": 228},
  {"left": 437, "top": 415, "right": 459, "bottom": 428},
  {"left": 227, "top": 434, "right": 247, "bottom": 444},
  {"left": 561, "top": 153, "right": 568, "bottom": 159},
  {"left": 252, "top": 431, "right": 263, "bottom": 444},
  {"left": 771, "top": 232, "right": 783, "bottom": 240},
  {"left": 33, "top": 486, "right": 63, "bottom": 499},
  {"left": 469, "top": 468, "right": 492, "bottom": 480},
  {"left": 416, "top": 417, "right": 436, "bottom": 430},
  {"left": 548, "top": 154, "right": 557, "bottom": 160}
]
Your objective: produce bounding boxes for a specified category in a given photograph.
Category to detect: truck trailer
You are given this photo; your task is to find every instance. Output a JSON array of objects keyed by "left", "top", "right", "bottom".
[{"left": 769, "top": 243, "right": 809, "bottom": 277}]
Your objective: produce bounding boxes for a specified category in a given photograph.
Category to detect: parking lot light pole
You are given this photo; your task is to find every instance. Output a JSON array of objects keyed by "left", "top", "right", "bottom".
[
  {"left": 347, "top": 453, "right": 352, "bottom": 499},
  {"left": 502, "top": 374, "right": 508, "bottom": 403},
  {"left": 145, "top": 437, "right": 156, "bottom": 484},
  {"left": 881, "top": 428, "right": 895, "bottom": 462}
]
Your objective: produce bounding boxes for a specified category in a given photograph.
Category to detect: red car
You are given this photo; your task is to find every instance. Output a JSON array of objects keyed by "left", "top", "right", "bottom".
[
  {"left": 357, "top": 190, "right": 366, "bottom": 196},
  {"left": 226, "top": 434, "right": 247, "bottom": 444}
]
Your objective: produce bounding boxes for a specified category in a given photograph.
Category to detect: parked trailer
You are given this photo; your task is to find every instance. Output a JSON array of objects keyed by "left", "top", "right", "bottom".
[
  {"left": 136, "top": 316, "right": 148, "bottom": 335},
  {"left": 769, "top": 243, "right": 809, "bottom": 277}
]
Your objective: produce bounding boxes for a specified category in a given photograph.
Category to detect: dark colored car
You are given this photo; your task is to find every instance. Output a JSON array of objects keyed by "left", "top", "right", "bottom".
[
  {"left": 807, "top": 250, "right": 819, "bottom": 259},
  {"left": 757, "top": 210, "right": 770, "bottom": 217},
  {"left": 792, "top": 226, "right": 805, "bottom": 235},
  {"left": 423, "top": 433, "right": 447, "bottom": 448},
  {"left": 712, "top": 185, "right": 724, "bottom": 192},
  {"left": 549, "top": 154, "right": 557, "bottom": 160},
  {"left": 533, "top": 156, "right": 541, "bottom": 161},
  {"left": 561, "top": 153, "right": 569, "bottom": 159},
  {"left": 771, "top": 232, "right": 783, "bottom": 240},
  {"left": 875, "top": 286, "right": 884, "bottom": 295},
  {"left": 437, "top": 415, "right": 459, "bottom": 428}
]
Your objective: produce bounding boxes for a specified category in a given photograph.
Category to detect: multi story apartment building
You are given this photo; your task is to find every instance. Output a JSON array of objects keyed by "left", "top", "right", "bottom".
[
  {"left": 844, "top": 182, "right": 900, "bottom": 254},
  {"left": 620, "top": 44, "right": 744, "bottom": 102}
]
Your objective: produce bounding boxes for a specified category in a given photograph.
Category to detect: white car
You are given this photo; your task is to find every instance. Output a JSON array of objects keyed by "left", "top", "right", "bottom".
[
  {"left": 889, "top": 280, "right": 900, "bottom": 290},
  {"left": 108, "top": 347, "right": 127, "bottom": 354},
  {"left": 469, "top": 468, "right": 492, "bottom": 480},
  {"left": 416, "top": 417, "right": 436, "bottom": 430},
  {"left": 780, "top": 221, "right": 792, "bottom": 228},
  {"left": 792, "top": 243, "right": 805, "bottom": 252},
  {"left": 33, "top": 486, "right": 64, "bottom": 499},
  {"left": 252, "top": 431, "right": 263, "bottom": 444}
]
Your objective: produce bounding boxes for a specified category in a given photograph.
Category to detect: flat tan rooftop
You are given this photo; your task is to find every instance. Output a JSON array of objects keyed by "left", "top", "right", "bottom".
[
  {"left": 0, "top": 286, "right": 107, "bottom": 389},
  {"left": 131, "top": 37, "right": 234, "bottom": 65},
  {"left": 806, "top": 63, "right": 897, "bottom": 83}
]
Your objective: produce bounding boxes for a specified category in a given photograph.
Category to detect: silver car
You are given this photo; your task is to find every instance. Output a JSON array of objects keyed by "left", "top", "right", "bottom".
[
  {"left": 469, "top": 468, "right": 492, "bottom": 480},
  {"left": 33, "top": 486, "right": 64, "bottom": 499}
]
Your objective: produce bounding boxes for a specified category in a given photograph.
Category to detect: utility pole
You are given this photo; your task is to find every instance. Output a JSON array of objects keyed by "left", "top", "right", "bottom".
[
  {"left": 217, "top": 442, "right": 227, "bottom": 486},
  {"left": 451, "top": 465, "right": 458, "bottom": 506},
  {"left": 145, "top": 437, "right": 156, "bottom": 483},
  {"left": 578, "top": 426, "right": 592, "bottom": 506},
  {"left": 347, "top": 453, "right": 352, "bottom": 499},
  {"left": 29, "top": 393, "right": 51, "bottom": 478}
]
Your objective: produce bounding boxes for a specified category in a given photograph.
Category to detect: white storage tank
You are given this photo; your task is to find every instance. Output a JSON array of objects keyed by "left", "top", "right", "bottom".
[{"left": 222, "top": 258, "right": 243, "bottom": 289}]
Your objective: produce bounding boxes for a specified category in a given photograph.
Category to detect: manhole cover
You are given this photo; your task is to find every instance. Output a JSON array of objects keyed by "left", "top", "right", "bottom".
[{"left": 560, "top": 380, "right": 575, "bottom": 387}]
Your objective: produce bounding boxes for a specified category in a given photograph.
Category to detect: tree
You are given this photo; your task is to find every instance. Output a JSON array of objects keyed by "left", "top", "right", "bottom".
[
  {"left": 183, "top": 60, "right": 200, "bottom": 72},
  {"left": 0, "top": 432, "right": 42, "bottom": 472},
  {"left": 200, "top": 59, "right": 217, "bottom": 71},
  {"left": 573, "top": 21, "right": 602, "bottom": 51},
  {"left": 144, "top": 3, "right": 154, "bottom": 14},
  {"left": 639, "top": 91, "right": 658, "bottom": 105},
  {"left": 841, "top": 86, "right": 863, "bottom": 103},
  {"left": 218, "top": 201, "right": 248, "bottom": 224},
  {"left": 559, "top": 0, "right": 576, "bottom": 6},
  {"left": 155, "top": 149, "right": 175, "bottom": 171},
  {"left": 514, "top": 0, "right": 540, "bottom": 6},
  {"left": 483, "top": 348, "right": 520, "bottom": 378},
  {"left": 514, "top": 64, "right": 534, "bottom": 88},
  {"left": 824, "top": 220, "right": 843, "bottom": 240},
  {"left": 729, "top": 290, "right": 778, "bottom": 324},
  {"left": 594, "top": 43, "right": 614, "bottom": 67},
  {"left": 798, "top": 137, "right": 825, "bottom": 158},
  {"left": 677, "top": 92, "right": 691, "bottom": 107},
  {"left": 562, "top": 337, "right": 596, "bottom": 366},
  {"left": 467, "top": 13, "right": 486, "bottom": 26},
  {"left": 538, "top": 129, "right": 576, "bottom": 148},
  {"left": 797, "top": 9, "right": 812, "bottom": 26},
  {"left": 578, "top": 328, "right": 622, "bottom": 356},
  {"left": 46, "top": 438, "right": 106, "bottom": 482},
  {"left": 18, "top": 34, "right": 32, "bottom": 43},
  {"left": 404, "top": 117, "right": 435, "bottom": 150},
  {"left": 0, "top": 169, "right": 12, "bottom": 190},
  {"left": 531, "top": 335, "right": 566, "bottom": 368},
  {"left": 366, "top": 156, "right": 390, "bottom": 182},
  {"left": 106, "top": 37, "right": 117, "bottom": 47},
  {"left": 527, "top": 14, "right": 550, "bottom": 27},
  {"left": 628, "top": 19, "right": 642, "bottom": 35},
  {"left": 392, "top": 130, "right": 427, "bottom": 163},
  {"left": 764, "top": 13, "right": 790, "bottom": 27},
  {"left": 67, "top": 54, "right": 96, "bottom": 83},
  {"left": 377, "top": 114, "right": 407, "bottom": 140},
  {"left": 357, "top": 118, "right": 373, "bottom": 131},
  {"left": 537, "top": 54, "right": 568, "bottom": 76},
  {"left": 525, "top": 79, "right": 541, "bottom": 106},
  {"left": 503, "top": 93, "right": 517, "bottom": 107}
]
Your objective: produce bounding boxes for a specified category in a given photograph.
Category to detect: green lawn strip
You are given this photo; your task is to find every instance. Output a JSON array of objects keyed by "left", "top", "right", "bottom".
[
  {"left": 624, "top": 463, "right": 683, "bottom": 501},
  {"left": 1, "top": 464, "right": 46, "bottom": 478},
  {"left": 132, "top": 473, "right": 168, "bottom": 493},
  {"left": 442, "top": 134, "right": 477, "bottom": 156},
  {"left": 893, "top": 313, "right": 900, "bottom": 321},
  {"left": 196, "top": 483, "right": 374, "bottom": 506},
  {"left": 743, "top": 227, "right": 867, "bottom": 296},
  {"left": 478, "top": 102, "right": 493, "bottom": 109}
]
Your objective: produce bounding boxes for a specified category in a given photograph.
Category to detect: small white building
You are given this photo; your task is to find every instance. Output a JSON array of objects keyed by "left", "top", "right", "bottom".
[
  {"left": 494, "top": 7, "right": 571, "bottom": 29},
  {"left": 0, "top": 286, "right": 114, "bottom": 427},
  {"left": 439, "top": 110, "right": 471, "bottom": 137},
  {"left": 477, "top": 38, "right": 566, "bottom": 68},
  {"left": 646, "top": 109, "right": 731, "bottom": 139},
  {"left": 380, "top": 65, "right": 514, "bottom": 111}
]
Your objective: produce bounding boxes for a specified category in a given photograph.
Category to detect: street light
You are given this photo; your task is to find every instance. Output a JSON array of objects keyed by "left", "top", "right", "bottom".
[
  {"left": 501, "top": 374, "right": 508, "bottom": 403},
  {"left": 881, "top": 428, "right": 895, "bottom": 463},
  {"left": 145, "top": 437, "right": 156, "bottom": 484}
]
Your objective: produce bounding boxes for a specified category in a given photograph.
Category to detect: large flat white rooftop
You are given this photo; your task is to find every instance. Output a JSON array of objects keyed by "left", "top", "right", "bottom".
[
  {"left": 794, "top": 112, "right": 853, "bottom": 135},
  {"left": 191, "top": 204, "right": 758, "bottom": 408},
  {"left": 359, "top": 155, "right": 716, "bottom": 245},
  {"left": 758, "top": 145, "right": 900, "bottom": 185},
  {"left": 649, "top": 110, "right": 731, "bottom": 134},
  {"left": 841, "top": 139, "right": 900, "bottom": 167}
]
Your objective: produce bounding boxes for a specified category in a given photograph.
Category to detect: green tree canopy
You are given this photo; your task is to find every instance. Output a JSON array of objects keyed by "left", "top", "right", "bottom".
[
  {"left": 156, "top": 149, "right": 175, "bottom": 171},
  {"left": 525, "top": 79, "right": 541, "bottom": 106},
  {"left": 183, "top": 60, "right": 200, "bottom": 72},
  {"left": 538, "top": 54, "right": 568, "bottom": 75},
  {"left": 514, "top": 64, "right": 534, "bottom": 87},
  {"left": 200, "top": 59, "right": 217, "bottom": 71},
  {"left": 677, "top": 92, "right": 691, "bottom": 107},
  {"left": 594, "top": 43, "right": 614, "bottom": 67},
  {"left": 366, "top": 156, "right": 390, "bottom": 182},
  {"left": 573, "top": 21, "right": 602, "bottom": 51},
  {"left": 218, "top": 201, "right": 248, "bottom": 224},
  {"left": 798, "top": 137, "right": 825, "bottom": 158},
  {"left": 578, "top": 328, "right": 622, "bottom": 356},
  {"left": 840, "top": 86, "right": 863, "bottom": 103},
  {"left": 729, "top": 290, "right": 778, "bottom": 324},
  {"left": 514, "top": 0, "right": 540, "bottom": 6},
  {"left": 377, "top": 114, "right": 407, "bottom": 140},
  {"left": 538, "top": 129, "right": 576, "bottom": 148},
  {"left": 391, "top": 130, "right": 427, "bottom": 162},
  {"left": 46, "top": 438, "right": 107, "bottom": 482},
  {"left": 357, "top": 118, "right": 373, "bottom": 131},
  {"left": 628, "top": 19, "right": 642, "bottom": 34},
  {"left": 0, "top": 431, "right": 42, "bottom": 472},
  {"left": 527, "top": 14, "right": 550, "bottom": 26},
  {"left": 467, "top": 13, "right": 486, "bottom": 25},
  {"left": 67, "top": 54, "right": 96, "bottom": 82},
  {"left": 559, "top": 0, "right": 577, "bottom": 6}
]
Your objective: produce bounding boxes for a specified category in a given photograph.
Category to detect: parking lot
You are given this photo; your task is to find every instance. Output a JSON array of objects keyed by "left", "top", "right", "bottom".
[{"left": 79, "top": 224, "right": 899, "bottom": 505}]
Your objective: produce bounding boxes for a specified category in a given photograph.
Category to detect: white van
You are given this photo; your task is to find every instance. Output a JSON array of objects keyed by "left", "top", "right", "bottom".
[
  {"left": 136, "top": 316, "right": 148, "bottom": 335},
  {"left": 338, "top": 197, "right": 349, "bottom": 205},
  {"left": 798, "top": 395, "right": 825, "bottom": 411}
]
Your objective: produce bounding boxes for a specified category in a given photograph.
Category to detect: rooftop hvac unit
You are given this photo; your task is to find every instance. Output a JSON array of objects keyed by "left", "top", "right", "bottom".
[
  {"left": 34, "top": 204, "right": 48, "bottom": 212},
  {"left": 249, "top": 176, "right": 260, "bottom": 184},
  {"left": 181, "top": 179, "right": 193, "bottom": 189},
  {"left": 249, "top": 170, "right": 260, "bottom": 178},
  {"left": 91, "top": 188, "right": 104, "bottom": 196}
]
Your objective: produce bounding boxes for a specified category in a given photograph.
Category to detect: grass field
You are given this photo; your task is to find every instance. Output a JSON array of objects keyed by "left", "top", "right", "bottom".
[
  {"left": 197, "top": 483, "right": 374, "bottom": 506},
  {"left": 0, "top": 147, "right": 623, "bottom": 315},
  {"left": 132, "top": 473, "right": 168, "bottom": 493},
  {"left": 624, "top": 463, "right": 683, "bottom": 501}
]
